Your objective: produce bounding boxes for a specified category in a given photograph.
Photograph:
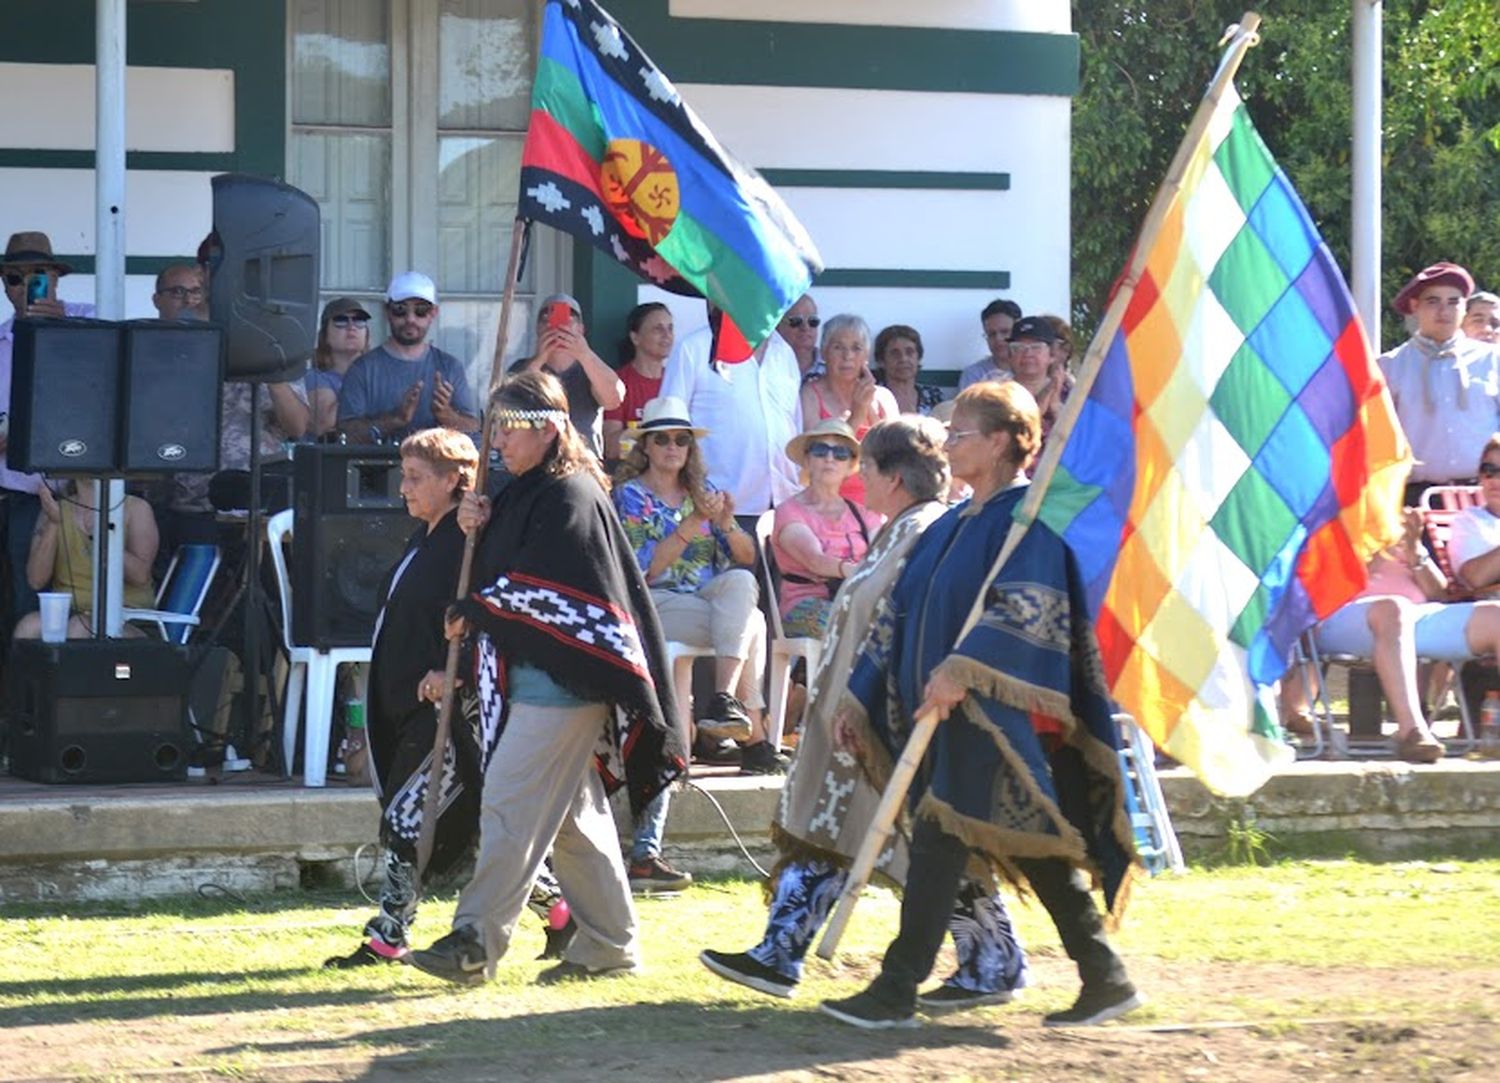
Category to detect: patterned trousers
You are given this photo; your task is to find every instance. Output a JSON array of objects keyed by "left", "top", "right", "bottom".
[{"left": 745, "top": 858, "right": 1029, "bottom": 991}]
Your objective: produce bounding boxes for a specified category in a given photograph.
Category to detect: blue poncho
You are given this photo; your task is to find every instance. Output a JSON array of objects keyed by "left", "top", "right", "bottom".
[{"left": 842, "top": 482, "right": 1137, "bottom": 918}]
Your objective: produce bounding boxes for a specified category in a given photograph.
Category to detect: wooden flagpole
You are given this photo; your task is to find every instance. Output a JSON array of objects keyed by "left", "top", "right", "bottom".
[
  {"left": 815, "top": 12, "right": 1263, "bottom": 962},
  {"left": 414, "top": 218, "right": 528, "bottom": 878}
]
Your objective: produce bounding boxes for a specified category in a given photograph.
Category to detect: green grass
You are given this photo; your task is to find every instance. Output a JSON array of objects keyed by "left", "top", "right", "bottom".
[{"left": 3, "top": 860, "right": 1500, "bottom": 1077}]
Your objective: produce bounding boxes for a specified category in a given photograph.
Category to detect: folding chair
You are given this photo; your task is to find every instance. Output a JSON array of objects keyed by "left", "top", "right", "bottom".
[
  {"left": 265, "top": 509, "right": 372, "bottom": 787},
  {"left": 122, "top": 543, "right": 222, "bottom": 644},
  {"left": 1113, "top": 712, "right": 1183, "bottom": 875},
  {"left": 755, "top": 509, "right": 823, "bottom": 749}
]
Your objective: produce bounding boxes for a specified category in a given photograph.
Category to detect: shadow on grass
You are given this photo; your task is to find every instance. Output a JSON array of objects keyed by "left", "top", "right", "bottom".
[{"left": 203, "top": 1000, "right": 1013, "bottom": 1080}]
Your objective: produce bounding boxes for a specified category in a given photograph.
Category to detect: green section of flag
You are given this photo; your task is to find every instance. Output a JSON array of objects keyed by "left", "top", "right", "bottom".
[
  {"left": 659, "top": 214, "right": 783, "bottom": 342},
  {"left": 1229, "top": 583, "right": 1270, "bottom": 650},
  {"left": 534, "top": 56, "right": 606, "bottom": 158},
  {"left": 1213, "top": 106, "right": 1275, "bottom": 214},
  {"left": 1034, "top": 462, "right": 1103, "bottom": 538},
  {"left": 1208, "top": 226, "right": 1290, "bottom": 334},
  {"left": 1209, "top": 343, "right": 1293, "bottom": 455},
  {"left": 1210, "top": 468, "right": 1298, "bottom": 577}
]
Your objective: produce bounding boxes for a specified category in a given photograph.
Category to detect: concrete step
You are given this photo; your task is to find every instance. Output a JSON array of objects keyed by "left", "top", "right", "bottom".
[{"left": 2, "top": 759, "right": 1499, "bottom": 903}]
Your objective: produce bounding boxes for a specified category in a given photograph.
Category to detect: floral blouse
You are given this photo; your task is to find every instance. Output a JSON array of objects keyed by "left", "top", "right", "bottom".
[{"left": 614, "top": 477, "right": 734, "bottom": 594}]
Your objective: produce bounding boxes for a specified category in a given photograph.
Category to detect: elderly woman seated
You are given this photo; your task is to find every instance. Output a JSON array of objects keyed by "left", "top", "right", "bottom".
[
  {"left": 771, "top": 419, "right": 881, "bottom": 640},
  {"left": 1310, "top": 496, "right": 1500, "bottom": 762}
]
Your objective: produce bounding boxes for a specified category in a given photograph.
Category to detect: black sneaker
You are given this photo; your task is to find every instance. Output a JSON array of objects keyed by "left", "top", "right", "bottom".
[
  {"left": 916, "top": 983, "right": 1016, "bottom": 1012},
  {"left": 820, "top": 989, "right": 918, "bottom": 1030},
  {"left": 535, "top": 959, "right": 638, "bottom": 985},
  {"left": 697, "top": 692, "right": 754, "bottom": 742},
  {"left": 739, "top": 741, "right": 790, "bottom": 776},
  {"left": 1042, "top": 980, "right": 1142, "bottom": 1027},
  {"left": 699, "top": 948, "right": 796, "bottom": 999},
  {"left": 323, "top": 940, "right": 406, "bottom": 969},
  {"left": 538, "top": 918, "right": 576, "bottom": 960},
  {"left": 628, "top": 855, "right": 694, "bottom": 894},
  {"left": 406, "top": 925, "right": 488, "bottom": 987},
  {"left": 693, "top": 734, "right": 742, "bottom": 765}
]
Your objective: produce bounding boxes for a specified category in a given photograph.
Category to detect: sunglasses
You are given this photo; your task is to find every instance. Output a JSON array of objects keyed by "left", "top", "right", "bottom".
[
  {"left": 331, "top": 314, "right": 370, "bottom": 329},
  {"left": 3, "top": 272, "right": 32, "bottom": 288},
  {"left": 388, "top": 302, "right": 434, "bottom": 319},
  {"left": 648, "top": 431, "right": 693, "bottom": 448},
  {"left": 1479, "top": 463, "right": 1500, "bottom": 479},
  {"left": 807, "top": 442, "right": 853, "bottom": 461},
  {"left": 784, "top": 316, "right": 821, "bottom": 329}
]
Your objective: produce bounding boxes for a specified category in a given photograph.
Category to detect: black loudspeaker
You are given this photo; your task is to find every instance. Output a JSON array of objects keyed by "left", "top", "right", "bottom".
[
  {"left": 119, "top": 320, "right": 225, "bottom": 472},
  {"left": 291, "top": 444, "right": 413, "bottom": 649},
  {"left": 6, "top": 639, "right": 191, "bottom": 784},
  {"left": 8, "top": 318, "right": 122, "bottom": 473},
  {"left": 209, "top": 173, "right": 320, "bottom": 382}
]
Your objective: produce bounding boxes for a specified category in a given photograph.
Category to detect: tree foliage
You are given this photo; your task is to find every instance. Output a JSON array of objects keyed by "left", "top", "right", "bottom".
[{"left": 1072, "top": 0, "right": 1500, "bottom": 349}]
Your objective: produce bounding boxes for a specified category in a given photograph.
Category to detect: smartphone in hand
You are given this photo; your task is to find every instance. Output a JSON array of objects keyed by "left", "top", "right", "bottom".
[
  {"left": 546, "top": 300, "right": 573, "bottom": 330},
  {"left": 25, "top": 273, "right": 50, "bottom": 311}
]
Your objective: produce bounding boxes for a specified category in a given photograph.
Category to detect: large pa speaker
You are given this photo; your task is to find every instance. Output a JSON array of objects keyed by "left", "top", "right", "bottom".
[
  {"left": 291, "top": 444, "right": 413, "bottom": 650},
  {"left": 6, "top": 639, "right": 191, "bottom": 784},
  {"left": 7, "top": 318, "right": 122, "bottom": 474},
  {"left": 119, "top": 320, "right": 225, "bottom": 472},
  {"left": 209, "top": 173, "right": 320, "bottom": 382}
]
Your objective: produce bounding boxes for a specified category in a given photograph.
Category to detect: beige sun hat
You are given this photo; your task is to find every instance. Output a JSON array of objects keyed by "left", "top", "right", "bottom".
[
  {"left": 638, "top": 395, "right": 708, "bottom": 438},
  {"left": 785, "top": 417, "right": 860, "bottom": 466}
]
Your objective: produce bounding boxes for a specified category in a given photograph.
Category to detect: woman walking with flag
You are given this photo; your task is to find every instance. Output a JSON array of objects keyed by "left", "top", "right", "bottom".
[
  {"left": 406, "top": 371, "right": 686, "bottom": 986},
  {"left": 819, "top": 381, "right": 1140, "bottom": 1030}
]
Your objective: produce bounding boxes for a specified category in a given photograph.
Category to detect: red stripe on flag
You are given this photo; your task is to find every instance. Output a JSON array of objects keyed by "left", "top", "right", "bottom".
[
  {"left": 1297, "top": 518, "right": 1365, "bottom": 620},
  {"left": 523, "top": 109, "right": 608, "bottom": 200},
  {"left": 709, "top": 307, "right": 754, "bottom": 364}
]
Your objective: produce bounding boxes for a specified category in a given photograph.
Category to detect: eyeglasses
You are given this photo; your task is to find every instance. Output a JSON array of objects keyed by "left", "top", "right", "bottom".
[
  {"left": 945, "top": 429, "right": 983, "bottom": 445},
  {"left": 1479, "top": 463, "right": 1500, "bottom": 479},
  {"left": 157, "top": 284, "right": 204, "bottom": 301},
  {"left": 807, "top": 442, "right": 853, "bottom": 461},
  {"left": 388, "top": 302, "right": 434, "bottom": 319},
  {"left": 783, "top": 316, "right": 821, "bottom": 329},
  {"left": 331, "top": 314, "right": 370, "bottom": 329},
  {"left": 1011, "top": 341, "right": 1050, "bottom": 355},
  {"left": 648, "top": 431, "right": 692, "bottom": 448}
]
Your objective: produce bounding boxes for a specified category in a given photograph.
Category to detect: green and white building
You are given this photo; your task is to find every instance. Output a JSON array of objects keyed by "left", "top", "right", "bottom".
[{"left": 0, "top": 0, "right": 1078, "bottom": 392}]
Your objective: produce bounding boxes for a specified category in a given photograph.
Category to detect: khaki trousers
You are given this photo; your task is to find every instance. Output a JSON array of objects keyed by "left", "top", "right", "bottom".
[{"left": 453, "top": 700, "right": 638, "bottom": 974}]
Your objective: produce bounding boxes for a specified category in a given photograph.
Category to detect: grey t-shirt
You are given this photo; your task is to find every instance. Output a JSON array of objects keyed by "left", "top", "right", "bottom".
[
  {"left": 507, "top": 356, "right": 603, "bottom": 456},
  {"left": 338, "top": 344, "right": 477, "bottom": 439}
]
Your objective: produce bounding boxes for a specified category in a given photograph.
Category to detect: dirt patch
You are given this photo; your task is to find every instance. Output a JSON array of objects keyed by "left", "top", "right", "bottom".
[{"left": 4, "top": 954, "right": 1496, "bottom": 1081}]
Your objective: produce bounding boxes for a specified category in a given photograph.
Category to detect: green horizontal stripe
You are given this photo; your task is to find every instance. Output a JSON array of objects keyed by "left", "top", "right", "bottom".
[
  {"left": 658, "top": 214, "right": 785, "bottom": 344},
  {"left": 48, "top": 256, "right": 196, "bottom": 277},
  {"left": 0, "top": 150, "right": 236, "bottom": 172},
  {"left": 534, "top": 55, "right": 606, "bottom": 160},
  {"left": 759, "top": 169, "right": 1010, "bottom": 191},
  {"left": 816, "top": 269, "right": 1011, "bottom": 290},
  {"left": 629, "top": 4, "right": 1079, "bottom": 97}
]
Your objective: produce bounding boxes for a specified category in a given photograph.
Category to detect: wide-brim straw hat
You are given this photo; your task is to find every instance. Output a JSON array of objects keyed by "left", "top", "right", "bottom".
[
  {"left": 786, "top": 418, "right": 860, "bottom": 466},
  {"left": 638, "top": 395, "right": 708, "bottom": 438},
  {"left": 2, "top": 231, "right": 71, "bottom": 275}
]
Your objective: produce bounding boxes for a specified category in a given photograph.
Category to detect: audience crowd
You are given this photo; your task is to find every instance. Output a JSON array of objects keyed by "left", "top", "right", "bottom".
[{"left": 3, "top": 219, "right": 1499, "bottom": 883}]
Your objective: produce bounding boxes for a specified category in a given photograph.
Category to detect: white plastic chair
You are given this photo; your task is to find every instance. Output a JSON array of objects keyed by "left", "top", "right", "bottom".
[
  {"left": 664, "top": 640, "right": 715, "bottom": 745},
  {"left": 755, "top": 509, "right": 824, "bottom": 748},
  {"left": 265, "top": 509, "right": 372, "bottom": 787}
]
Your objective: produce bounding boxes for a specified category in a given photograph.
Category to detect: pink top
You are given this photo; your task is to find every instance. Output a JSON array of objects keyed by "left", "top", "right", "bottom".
[
  {"left": 1358, "top": 552, "right": 1427, "bottom": 604},
  {"left": 772, "top": 496, "right": 876, "bottom": 615},
  {"left": 810, "top": 382, "right": 890, "bottom": 505}
]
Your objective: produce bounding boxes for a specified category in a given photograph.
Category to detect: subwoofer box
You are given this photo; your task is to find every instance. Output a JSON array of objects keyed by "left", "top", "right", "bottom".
[{"left": 6, "top": 639, "right": 191, "bottom": 784}]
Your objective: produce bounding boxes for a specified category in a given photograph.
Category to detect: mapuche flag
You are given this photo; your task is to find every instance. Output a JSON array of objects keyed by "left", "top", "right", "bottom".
[
  {"left": 520, "top": 0, "right": 822, "bottom": 351},
  {"left": 1034, "top": 84, "right": 1409, "bottom": 797}
]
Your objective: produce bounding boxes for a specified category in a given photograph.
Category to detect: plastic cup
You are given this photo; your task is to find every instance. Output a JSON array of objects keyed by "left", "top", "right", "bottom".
[{"left": 38, "top": 591, "right": 71, "bottom": 644}]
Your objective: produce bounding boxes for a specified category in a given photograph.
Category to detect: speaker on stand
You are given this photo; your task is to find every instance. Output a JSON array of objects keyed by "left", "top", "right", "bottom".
[{"left": 205, "top": 173, "right": 320, "bottom": 773}]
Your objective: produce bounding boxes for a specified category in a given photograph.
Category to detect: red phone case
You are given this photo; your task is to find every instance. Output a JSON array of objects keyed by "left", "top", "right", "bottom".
[{"left": 546, "top": 301, "right": 572, "bottom": 330}]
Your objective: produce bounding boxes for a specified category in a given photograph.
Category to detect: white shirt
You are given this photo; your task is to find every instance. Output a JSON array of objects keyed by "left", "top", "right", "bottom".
[
  {"left": 660, "top": 326, "right": 803, "bottom": 514},
  {"left": 958, "top": 354, "right": 1011, "bottom": 390},
  {"left": 1378, "top": 334, "right": 1500, "bottom": 484},
  {"left": 1446, "top": 504, "right": 1500, "bottom": 581},
  {"left": 0, "top": 301, "right": 97, "bottom": 493}
]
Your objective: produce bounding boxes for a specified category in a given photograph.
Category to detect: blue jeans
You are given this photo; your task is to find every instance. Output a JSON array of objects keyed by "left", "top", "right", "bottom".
[{"left": 630, "top": 788, "right": 671, "bottom": 861}]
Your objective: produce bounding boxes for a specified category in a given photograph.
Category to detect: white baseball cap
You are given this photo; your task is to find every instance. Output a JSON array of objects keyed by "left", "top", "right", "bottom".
[{"left": 387, "top": 270, "right": 437, "bottom": 304}]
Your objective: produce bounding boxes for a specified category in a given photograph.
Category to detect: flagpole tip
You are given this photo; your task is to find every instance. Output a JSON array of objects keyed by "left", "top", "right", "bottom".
[{"left": 1219, "top": 12, "right": 1263, "bottom": 48}]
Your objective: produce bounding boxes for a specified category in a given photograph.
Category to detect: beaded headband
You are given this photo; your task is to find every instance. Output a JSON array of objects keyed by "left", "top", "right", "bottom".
[{"left": 495, "top": 407, "right": 567, "bottom": 430}]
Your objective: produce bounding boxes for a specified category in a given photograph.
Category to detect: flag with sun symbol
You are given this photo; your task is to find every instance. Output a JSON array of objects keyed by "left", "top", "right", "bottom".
[{"left": 519, "top": 0, "right": 822, "bottom": 351}]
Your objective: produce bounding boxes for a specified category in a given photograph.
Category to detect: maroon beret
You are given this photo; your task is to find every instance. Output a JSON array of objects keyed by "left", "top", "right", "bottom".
[{"left": 1392, "top": 262, "right": 1475, "bottom": 315}]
